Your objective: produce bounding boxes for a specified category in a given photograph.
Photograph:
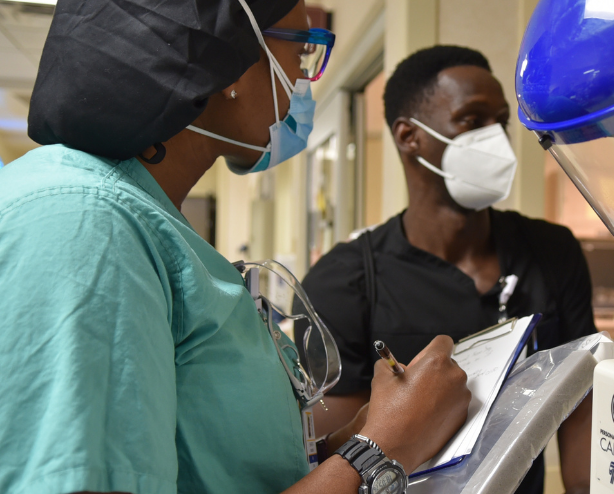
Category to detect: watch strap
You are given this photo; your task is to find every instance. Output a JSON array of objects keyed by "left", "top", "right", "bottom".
[
  {"left": 353, "top": 433, "right": 383, "bottom": 455},
  {"left": 335, "top": 436, "right": 364, "bottom": 457},
  {"left": 335, "top": 437, "right": 383, "bottom": 474}
]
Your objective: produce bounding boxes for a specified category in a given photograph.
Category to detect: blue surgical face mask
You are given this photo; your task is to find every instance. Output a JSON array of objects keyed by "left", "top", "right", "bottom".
[{"left": 187, "top": 0, "right": 315, "bottom": 175}]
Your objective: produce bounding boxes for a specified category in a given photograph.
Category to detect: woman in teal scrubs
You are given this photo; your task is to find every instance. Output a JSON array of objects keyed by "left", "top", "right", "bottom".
[{"left": 0, "top": 0, "right": 470, "bottom": 493}]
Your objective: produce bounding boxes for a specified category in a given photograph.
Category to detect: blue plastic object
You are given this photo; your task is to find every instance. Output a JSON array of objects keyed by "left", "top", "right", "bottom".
[
  {"left": 262, "top": 27, "right": 335, "bottom": 81},
  {"left": 516, "top": 0, "right": 614, "bottom": 141}
]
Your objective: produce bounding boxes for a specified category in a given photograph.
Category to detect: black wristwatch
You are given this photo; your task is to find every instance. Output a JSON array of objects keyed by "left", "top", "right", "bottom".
[{"left": 335, "top": 434, "right": 407, "bottom": 494}]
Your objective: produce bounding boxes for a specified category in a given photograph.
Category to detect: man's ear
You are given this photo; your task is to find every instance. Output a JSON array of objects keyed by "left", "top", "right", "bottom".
[{"left": 392, "top": 117, "right": 420, "bottom": 157}]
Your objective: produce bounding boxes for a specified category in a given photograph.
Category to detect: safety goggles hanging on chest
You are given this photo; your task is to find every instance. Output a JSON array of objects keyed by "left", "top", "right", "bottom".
[
  {"left": 235, "top": 259, "right": 341, "bottom": 407},
  {"left": 235, "top": 259, "right": 341, "bottom": 470}
]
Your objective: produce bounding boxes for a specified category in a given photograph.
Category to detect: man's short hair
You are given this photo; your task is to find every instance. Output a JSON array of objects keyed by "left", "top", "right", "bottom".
[{"left": 383, "top": 45, "right": 491, "bottom": 128}]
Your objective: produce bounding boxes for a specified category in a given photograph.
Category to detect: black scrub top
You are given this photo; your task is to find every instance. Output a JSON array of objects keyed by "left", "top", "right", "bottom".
[{"left": 296, "top": 209, "right": 596, "bottom": 494}]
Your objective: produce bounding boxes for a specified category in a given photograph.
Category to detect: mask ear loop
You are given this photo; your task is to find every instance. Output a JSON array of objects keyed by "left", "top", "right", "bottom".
[
  {"left": 270, "top": 60, "right": 281, "bottom": 124},
  {"left": 268, "top": 52, "right": 294, "bottom": 102},
  {"left": 415, "top": 156, "right": 455, "bottom": 180},
  {"left": 410, "top": 118, "right": 457, "bottom": 146},
  {"left": 237, "top": 0, "right": 294, "bottom": 103},
  {"left": 186, "top": 125, "right": 269, "bottom": 152},
  {"left": 269, "top": 55, "right": 295, "bottom": 95}
]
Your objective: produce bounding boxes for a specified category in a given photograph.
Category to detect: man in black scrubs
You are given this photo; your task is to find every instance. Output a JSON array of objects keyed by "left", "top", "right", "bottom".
[{"left": 297, "top": 46, "right": 593, "bottom": 494}]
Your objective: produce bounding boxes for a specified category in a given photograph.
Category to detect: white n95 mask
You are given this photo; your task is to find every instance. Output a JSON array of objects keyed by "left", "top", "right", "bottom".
[
  {"left": 410, "top": 119, "right": 518, "bottom": 211},
  {"left": 187, "top": 0, "right": 315, "bottom": 175}
]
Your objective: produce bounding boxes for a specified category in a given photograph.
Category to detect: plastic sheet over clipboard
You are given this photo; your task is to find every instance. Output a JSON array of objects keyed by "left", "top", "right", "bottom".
[{"left": 405, "top": 333, "right": 612, "bottom": 494}]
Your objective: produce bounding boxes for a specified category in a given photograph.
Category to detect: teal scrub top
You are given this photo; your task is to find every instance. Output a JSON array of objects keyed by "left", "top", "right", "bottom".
[{"left": 0, "top": 145, "right": 309, "bottom": 494}]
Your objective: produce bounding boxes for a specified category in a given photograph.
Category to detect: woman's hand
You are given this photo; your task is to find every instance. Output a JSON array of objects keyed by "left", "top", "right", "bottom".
[{"left": 359, "top": 335, "right": 471, "bottom": 472}]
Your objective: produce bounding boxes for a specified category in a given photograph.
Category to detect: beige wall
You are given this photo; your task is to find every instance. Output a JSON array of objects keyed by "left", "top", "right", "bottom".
[
  {"left": 0, "top": 137, "right": 16, "bottom": 164},
  {"left": 439, "top": 1, "right": 518, "bottom": 128},
  {"left": 365, "top": 135, "right": 384, "bottom": 226},
  {"left": 189, "top": 162, "right": 217, "bottom": 198},
  {"left": 544, "top": 152, "right": 611, "bottom": 239},
  {"left": 213, "top": 159, "right": 252, "bottom": 262},
  {"left": 364, "top": 72, "right": 385, "bottom": 226},
  {"left": 273, "top": 161, "right": 296, "bottom": 256},
  {"left": 316, "top": 0, "right": 383, "bottom": 66},
  {"left": 0, "top": 134, "right": 37, "bottom": 164},
  {"left": 313, "top": 0, "right": 382, "bottom": 85},
  {"left": 381, "top": 0, "right": 438, "bottom": 219}
]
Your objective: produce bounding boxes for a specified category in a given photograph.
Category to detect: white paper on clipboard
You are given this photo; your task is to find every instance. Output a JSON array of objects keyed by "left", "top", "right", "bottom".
[{"left": 410, "top": 314, "right": 542, "bottom": 478}]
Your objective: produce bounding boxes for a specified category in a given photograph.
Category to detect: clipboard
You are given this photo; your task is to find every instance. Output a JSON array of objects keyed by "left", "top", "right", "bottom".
[{"left": 409, "top": 313, "right": 542, "bottom": 478}]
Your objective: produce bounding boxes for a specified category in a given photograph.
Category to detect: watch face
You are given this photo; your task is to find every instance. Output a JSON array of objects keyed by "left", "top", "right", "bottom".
[{"left": 371, "top": 467, "right": 404, "bottom": 494}]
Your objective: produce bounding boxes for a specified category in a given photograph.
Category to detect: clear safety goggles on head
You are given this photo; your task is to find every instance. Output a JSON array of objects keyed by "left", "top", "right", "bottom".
[
  {"left": 262, "top": 27, "right": 335, "bottom": 82},
  {"left": 520, "top": 108, "right": 614, "bottom": 236},
  {"left": 234, "top": 259, "right": 341, "bottom": 408}
]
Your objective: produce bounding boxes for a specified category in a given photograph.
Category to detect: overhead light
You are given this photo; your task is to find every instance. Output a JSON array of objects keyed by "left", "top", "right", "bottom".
[{"left": 1, "top": 0, "right": 56, "bottom": 5}]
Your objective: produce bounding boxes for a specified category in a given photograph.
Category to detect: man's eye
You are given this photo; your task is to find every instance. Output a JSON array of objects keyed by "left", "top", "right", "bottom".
[{"left": 462, "top": 117, "right": 478, "bottom": 128}]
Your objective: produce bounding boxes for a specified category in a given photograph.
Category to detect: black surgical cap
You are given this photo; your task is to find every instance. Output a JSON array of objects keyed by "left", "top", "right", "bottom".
[{"left": 28, "top": 0, "right": 299, "bottom": 160}]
